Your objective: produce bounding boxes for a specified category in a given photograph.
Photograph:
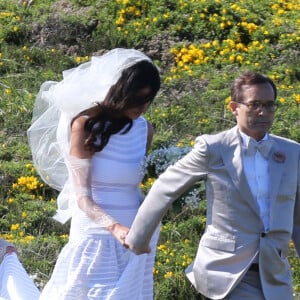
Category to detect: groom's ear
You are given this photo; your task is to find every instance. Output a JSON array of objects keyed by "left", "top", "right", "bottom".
[{"left": 229, "top": 101, "right": 239, "bottom": 116}]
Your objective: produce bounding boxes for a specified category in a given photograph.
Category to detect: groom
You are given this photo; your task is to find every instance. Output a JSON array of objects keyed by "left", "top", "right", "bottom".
[{"left": 125, "top": 71, "right": 300, "bottom": 300}]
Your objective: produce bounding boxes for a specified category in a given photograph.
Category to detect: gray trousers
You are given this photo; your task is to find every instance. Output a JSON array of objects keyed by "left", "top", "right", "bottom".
[{"left": 204, "top": 269, "right": 265, "bottom": 300}]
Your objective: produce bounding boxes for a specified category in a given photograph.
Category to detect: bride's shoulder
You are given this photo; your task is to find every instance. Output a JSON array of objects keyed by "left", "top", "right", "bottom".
[{"left": 71, "top": 115, "right": 89, "bottom": 132}]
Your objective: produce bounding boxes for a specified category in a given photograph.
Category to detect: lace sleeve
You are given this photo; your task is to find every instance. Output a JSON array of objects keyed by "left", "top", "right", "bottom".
[{"left": 69, "top": 155, "right": 117, "bottom": 228}]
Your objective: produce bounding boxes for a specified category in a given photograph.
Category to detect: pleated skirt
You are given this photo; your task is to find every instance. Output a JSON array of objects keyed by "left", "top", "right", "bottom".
[{"left": 40, "top": 206, "right": 160, "bottom": 300}]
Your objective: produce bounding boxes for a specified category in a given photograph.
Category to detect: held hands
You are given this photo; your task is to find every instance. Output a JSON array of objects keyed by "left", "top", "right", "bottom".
[
  {"left": 106, "top": 223, "right": 151, "bottom": 255},
  {"left": 124, "top": 231, "right": 151, "bottom": 255},
  {"left": 106, "top": 223, "right": 130, "bottom": 246},
  {"left": 124, "top": 241, "right": 151, "bottom": 255}
]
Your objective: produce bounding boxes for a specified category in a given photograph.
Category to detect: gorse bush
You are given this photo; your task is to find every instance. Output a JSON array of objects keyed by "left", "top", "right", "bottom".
[{"left": 0, "top": 0, "right": 300, "bottom": 298}]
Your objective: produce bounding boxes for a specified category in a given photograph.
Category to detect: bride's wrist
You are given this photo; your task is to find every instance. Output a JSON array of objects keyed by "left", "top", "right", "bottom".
[{"left": 106, "top": 222, "right": 119, "bottom": 232}]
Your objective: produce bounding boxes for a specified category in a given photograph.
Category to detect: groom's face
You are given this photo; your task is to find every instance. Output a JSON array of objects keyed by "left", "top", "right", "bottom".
[{"left": 230, "top": 82, "right": 276, "bottom": 141}]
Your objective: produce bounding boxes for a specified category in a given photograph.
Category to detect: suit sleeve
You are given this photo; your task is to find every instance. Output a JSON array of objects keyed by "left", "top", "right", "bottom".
[{"left": 125, "top": 136, "right": 209, "bottom": 253}]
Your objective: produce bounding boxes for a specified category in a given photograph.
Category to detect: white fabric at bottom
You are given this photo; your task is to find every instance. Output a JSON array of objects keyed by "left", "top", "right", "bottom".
[
  {"left": 40, "top": 228, "right": 159, "bottom": 300},
  {"left": 0, "top": 253, "right": 40, "bottom": 300}
]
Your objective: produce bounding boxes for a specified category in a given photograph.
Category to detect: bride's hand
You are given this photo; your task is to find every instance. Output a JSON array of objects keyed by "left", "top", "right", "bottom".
[{"left": 106, "top": 223, "right": 129, "bottom": 246}]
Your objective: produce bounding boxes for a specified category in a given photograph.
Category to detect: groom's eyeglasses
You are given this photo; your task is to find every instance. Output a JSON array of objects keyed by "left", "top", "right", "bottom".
[{"left": 234, "top": 100, "right": 278, "bottom": 112}]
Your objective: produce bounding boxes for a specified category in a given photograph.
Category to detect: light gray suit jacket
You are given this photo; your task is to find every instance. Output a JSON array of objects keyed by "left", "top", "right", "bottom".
[{"left": 126, "top": 126, "right": 300, "bottom": 300}]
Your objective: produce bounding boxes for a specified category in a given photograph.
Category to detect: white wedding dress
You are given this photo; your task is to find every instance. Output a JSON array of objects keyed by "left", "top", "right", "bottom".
[
  {"left": 39, "top": 116, "right": 160, "bottom": 300},
  {"left": 0, "top": 253, "right": 40, "bottom": 300}
]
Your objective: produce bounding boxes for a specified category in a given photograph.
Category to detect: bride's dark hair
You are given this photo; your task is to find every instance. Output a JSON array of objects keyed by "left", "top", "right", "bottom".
[{"left": 72, "top": 59, "right": 160, "bottom": 152}]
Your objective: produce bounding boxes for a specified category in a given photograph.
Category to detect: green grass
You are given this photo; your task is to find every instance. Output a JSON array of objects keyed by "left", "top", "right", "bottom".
[{"left": 0, "top": 0, "right": 299, "bottom": 298}]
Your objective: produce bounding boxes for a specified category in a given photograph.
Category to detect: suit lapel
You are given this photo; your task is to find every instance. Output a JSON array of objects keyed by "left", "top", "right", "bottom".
[
  {"left": 221, "top": 127, "right": 260, "bottom": 214},
  {"left": 268, "top": 137, "right": 286, "bottom": 226},
  {"left": 220, "top": 130, "right": 289, "bottom": 230}
]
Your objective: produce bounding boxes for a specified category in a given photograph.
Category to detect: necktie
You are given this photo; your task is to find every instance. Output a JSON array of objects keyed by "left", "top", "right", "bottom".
[{"left": 246, "top": 138, "right": 273, "bottom": 159}]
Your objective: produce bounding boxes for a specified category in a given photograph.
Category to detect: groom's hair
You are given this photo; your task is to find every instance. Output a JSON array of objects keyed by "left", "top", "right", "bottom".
[{"left": 231, "top": 71, "right": 277, "bottom": 103}]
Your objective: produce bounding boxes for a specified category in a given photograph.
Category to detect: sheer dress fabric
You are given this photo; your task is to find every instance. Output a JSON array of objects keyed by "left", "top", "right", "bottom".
[
  {"left": 39, "top": 117, "right": 160, "bottom": 300},
  {"left": 0, "top": 253, "right": 40, "bottom": 300}
]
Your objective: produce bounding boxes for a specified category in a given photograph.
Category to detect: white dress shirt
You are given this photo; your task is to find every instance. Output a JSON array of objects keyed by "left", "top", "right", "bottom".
[{"left": 240, "top": 131, "right": 271, "bottom": 232}]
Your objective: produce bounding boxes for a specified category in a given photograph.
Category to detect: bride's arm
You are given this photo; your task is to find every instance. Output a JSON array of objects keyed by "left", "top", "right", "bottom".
[{"left": 69, "top": 116, "right": 129, "bottom": 244}]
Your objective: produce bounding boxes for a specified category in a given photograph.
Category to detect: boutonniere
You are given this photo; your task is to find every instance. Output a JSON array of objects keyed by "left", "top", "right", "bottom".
[{"left": 273, "top": 151, "right": 286, "bottom": 163}]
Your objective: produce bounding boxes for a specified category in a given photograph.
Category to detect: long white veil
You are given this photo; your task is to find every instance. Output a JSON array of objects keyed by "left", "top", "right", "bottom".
[{"left": 27, "top": 48, "right": 152, "bottom": 223}]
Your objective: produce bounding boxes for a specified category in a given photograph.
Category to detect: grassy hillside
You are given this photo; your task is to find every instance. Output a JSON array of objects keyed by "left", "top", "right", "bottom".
[{"left": 0, "top": 0, "right": 299, "bottom": 298}]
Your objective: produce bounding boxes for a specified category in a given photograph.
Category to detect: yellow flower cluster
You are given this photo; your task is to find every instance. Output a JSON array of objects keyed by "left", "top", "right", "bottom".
[
  {"left": 11, "top": 223, "right": 20, "bottom": 231},
  {"left": 293, "top": 94, "right": 300, "bottom": 104},
  {"left": 5, "top": 89, "right": 12, "bottom": 95},
  {"left": 0, "top": 12, "right": 14, "bottom": 18},
  {"left": 230, "top": 3, "right": 248, "bottom": 14},
  {"left": 75, "top": 56, "right": 89, "bottom": 64},
  {"left": 164, "top": 271, "right": 173, "bottom": 279},
  {"left": 156, "top": 239, "right": 193, "bottom": 276},
  {"left": 25, "top": 163, "right": 35, "bottom": 173},
  {"left": 171, "top": 45, "right": 209, "bottom": 70},
  {"left": 271, "top": 2, "right": 299, "bottom": 12},
  {"left": 169, "top": 35, "right": 269, "bottom": 79},
  {"left": 165, "top": 0, "right": 300, "bottom": 82},
  {"left": 20, "top": 235, "right": 35, "bottom": 244},
  {"left": 7, "top": 197, "right": 14, "bottom": 204},
  {"left": 59, "top": 234, "right": 69, "bottom": 241},
  {"left": 10, "top": 163, "right": 44, "bottom": 195},
  {"left": 140, "top": 177, "right": 155, "bottom": 193},
  {"left": 115, "top": 0, "right": 143, "bottom": 27},
  {"left": 13, "top": 175, "right": 40, "bottom": 192},
  {"left": 0, "top": 234, "right": 14, "bottom": 243},
  {"left": 239, "top": 21, "right": 258, "bottom": 34}
]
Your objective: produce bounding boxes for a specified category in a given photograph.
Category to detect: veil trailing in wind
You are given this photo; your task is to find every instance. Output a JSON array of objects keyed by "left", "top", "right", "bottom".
[{"left": 27, "top": 48, "right": 152, "bottom": 223}]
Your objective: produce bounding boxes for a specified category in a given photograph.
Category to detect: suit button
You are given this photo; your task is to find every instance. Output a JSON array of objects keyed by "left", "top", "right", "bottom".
[{"left": 261, "top": 232, "right": 266, "bottom": 237}]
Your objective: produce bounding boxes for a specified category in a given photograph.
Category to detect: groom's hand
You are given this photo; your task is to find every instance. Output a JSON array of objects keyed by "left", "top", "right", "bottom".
[{"left": 124, "top": 234, "right": 151, "bottom": 255}]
